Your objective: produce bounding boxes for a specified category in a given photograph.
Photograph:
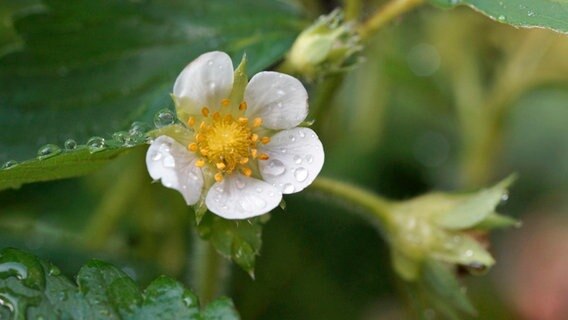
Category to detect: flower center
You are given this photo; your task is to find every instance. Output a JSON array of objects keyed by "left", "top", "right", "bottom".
[{"left": 187, "top": 100, "right": 271, "bottom": 182}]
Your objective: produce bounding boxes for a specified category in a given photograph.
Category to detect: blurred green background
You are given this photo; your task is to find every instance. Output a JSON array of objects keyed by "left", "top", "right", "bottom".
[{"left": 1, "top": 0, "right": 568, "bottom": 319}]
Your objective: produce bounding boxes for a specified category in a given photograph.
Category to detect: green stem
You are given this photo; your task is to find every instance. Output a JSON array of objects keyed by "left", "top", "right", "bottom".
[
  {"left": 358, "top": 0, "right": 424, "bottom": 39},
  {"left": 83, "top": 162, "right": 142, "bottom": 248},
  {"left": 311, "top": 74, "right": 345, "bottom": 132},
  {"left": 309, "top": 176, "right": 392, "bottom": 226},
  {"left": 191, "top": 235, "right": 227, "bottom": 304}
]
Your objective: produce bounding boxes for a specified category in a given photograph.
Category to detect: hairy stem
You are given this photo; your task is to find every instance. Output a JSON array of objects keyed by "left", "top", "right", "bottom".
[
  {"left": 309, "top": 176, "right": 392, "bottom": 226},
  {"left": 358, "top": 0, "right": 424, "bottom": 39},
  {"left": 191, "top": 235, "right": 227, "bottom": 304}
]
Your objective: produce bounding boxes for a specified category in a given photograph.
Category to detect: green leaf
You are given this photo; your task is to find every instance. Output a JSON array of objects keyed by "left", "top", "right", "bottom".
[
  {"left": 197, "top": 215, "right": 264, "bottom": 276},
  {"left": 0, "top": 143, "right": 144, "bottom": 192},
  {"left": 430, "top": 0, "right": 568, "bottom": 34},
  {"left": 0, "top": 247, "right": 240, "bottom": 319},
  {"left": 475, "top": 212, "right": 522, "bottom": 229},
  {"left": 0, "top": 0, "right": 302, "bottom": 187},
  {"left": 435, "top": 175, "right": 515, "bottom": 230},
  {"left": 421, "top": 260, "right": 476, "bottom": 316}
]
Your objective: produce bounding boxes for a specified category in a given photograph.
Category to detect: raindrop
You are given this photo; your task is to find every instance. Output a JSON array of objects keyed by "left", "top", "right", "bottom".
[
  {"left": 299, "top": 130, "right": 306, "bottom": 138},
  {"left": 293, "top": 155, "right": 302, "bottom": 164},
  {"left": 277, "top": 102, "right": 283, "bottom": 108},
  {"left": 527, "top": 11, "right": 535, "bottom": 17},
  {"left": 277, "top": 89, "right": 285, "bottom": 96},
  {"left": 207, "top": 60, "right": 214, "bottom": 66},
  {"left": 151, "top": 152, "right": 162, "bottom": 161},
  {"left": 153, "top": 108, "right": 176, "bottom": 128},
  {"left": 305, "top": 155, "right": 313, "bottom": 164},
  {"left": 464, "top": 250, "right": 473, "bottom": 258},
  {"left": 465, "top": 262, "right": 488, "bottom": 275},
  {"left": 255, "top": 187, "right": 263, "bottom": 193},
  {"left": 48, "top": 265, "right": 61, "bottom": 276},
  {"left": 2, "top": 160, "right": 18, "bottom": 169},
  {"left": 87, "top": 137, "right": 106, "bottom": 152},
  {"left": 240, "top": 200, "right": 255, "bottom": 211},
  {"left": 501, "top": 193, "right": 509, "bottom": 202},
  {"left": 215, "top": 185, "right": 224, "bottom": 193},
  {"left": 289, "top": 135, "right": 296, "bottom": 142},
  {"left": 189, "top": 172, "right": 199, "bottom": 180},
  {"left": 283, "top": 183, "right": 295, "bottom": 193},
  {"left": 252, "top": 197, "right": 266, "bottom": 209},
  {"left": 64, "top": 139, "right": 77, "bottom": 150},
  {"left": 264, "top": 159, "right": 286, "bottom": 176},
  {"left": 112, "top": 131, "right": 129, "bottom": 144},
  {"left": 497, "top": 15, "right": 506, "bottom": 21},
  {"left": 294, "top": 167, "right": 308, "bottom": 182},
  {"left": 280, "top": 148, "right": 287, "bottom": 153},
  {"left": 37, "top": 144, "right": 62, "bottom": 159},
  {"left": 235, "top": 178, "right": 246, "bottom": 189},
  {"left": 163, "top": 155, "right": 175, "bottom": 168}
]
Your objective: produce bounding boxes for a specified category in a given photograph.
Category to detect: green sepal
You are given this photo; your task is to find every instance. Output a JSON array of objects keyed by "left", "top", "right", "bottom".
[
  {"left": 228, "top": 54, "right": 248, "bottom": 109},
  {"left": 435, "top": 174, "right": 516, "bottom": 230}
]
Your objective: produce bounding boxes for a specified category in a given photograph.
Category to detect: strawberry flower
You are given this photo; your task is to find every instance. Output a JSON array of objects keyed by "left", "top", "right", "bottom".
[{"left": 146, "top": 51, "right": 324, "bottom": 219}]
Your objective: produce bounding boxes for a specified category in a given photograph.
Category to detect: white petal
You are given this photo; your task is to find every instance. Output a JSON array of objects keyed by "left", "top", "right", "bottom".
[
  {"left": 258, "top": 127, "right": 324, "bottom": 194},
  {"left": 146, "top": 136, "right": 204, "bottom": 205},
  {"left": 205, "top": 174, "right": 282, "bottom": 220},
  {"left": 244, "top": 71, "right": 308, "bottom": 130},
  {"left": 173, "top": 51, "right": 234, "bottom": 114}
]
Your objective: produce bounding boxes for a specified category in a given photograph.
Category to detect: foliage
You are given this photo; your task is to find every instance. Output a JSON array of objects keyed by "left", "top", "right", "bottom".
[{"left": 0, "top": 248, "right": 239, "bottom": 319}]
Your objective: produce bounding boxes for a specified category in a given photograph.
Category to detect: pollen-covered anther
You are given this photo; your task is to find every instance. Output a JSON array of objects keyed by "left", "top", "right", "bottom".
[
  {"left": 238, "top": 117, "right": 248, "bottom": 124},
  {"left": 187, "top": 116, "right": 195, "bottom": 127},
  {"left": 216, "top": 162, "right": 226, "bottom": 170},
  {"left": 251, "top": 148, "right": 258, "bottom": 158},
  {"left": 253, "top": 117, "right": 263, "bottom": 128},
  {"left": 221, "top": 98, "right": 231, "bottom": 107},
  {"left": 258, "top": 153, "right": 270, "bottom": 160},
  {"left": 188, "top": 143, "right": 198, "bottom": 152},
  {"left": 239, "top": 157, "right": 249, "bottom": 164},
  {"left": 195, "top": 159, "right": 205, "bottom": 167},
  {"left": 251, "top": 134, "right": 259, "bottom": 142},
  {"left": 213, "top": 112, "right": 222, "bottom": 121},
  {"left": 201, "top": 107, "right": 210, "bottom": 117},
  {"left": 239, "top": 101, "right": 247, "bottom": 111},
  {"left": 261, "top": 136, "right": 271, "bottom": 144},
  {"left": 241, "top": 167, "right": 252, "bottom": 177},
  {"left": 214, "top": 172, "right": 223, "bottom": 182}
]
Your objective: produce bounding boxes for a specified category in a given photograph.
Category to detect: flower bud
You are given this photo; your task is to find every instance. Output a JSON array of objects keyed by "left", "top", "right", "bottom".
[
  {"left": 286, "top": 9, "right": 362, "bottom": 79},
  {"left": 385, "top": 175, "right": 518, "bottom": 281}
]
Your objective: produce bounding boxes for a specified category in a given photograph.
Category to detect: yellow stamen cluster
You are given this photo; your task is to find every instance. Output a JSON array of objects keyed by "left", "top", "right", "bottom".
[{"left": 186, "top": 99, "right": 271, "bottom": 181}]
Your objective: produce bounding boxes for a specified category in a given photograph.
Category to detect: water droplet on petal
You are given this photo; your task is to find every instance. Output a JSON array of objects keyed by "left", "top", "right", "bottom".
[
  {"left": 189, "top": 172, "right": 199, "bottom": 180},
  {"left": 280, "top": 148, "right": 287, "bottom": 153},
  {"left": 207, "top": 60, "right": 214, "bottom": 66},
  {"left": 277, "top": 102, "right": 283, "bottom": 108},
  {"left": 87, "top": 137, "right": 106, "bottom": 152},
  {"left": 299, "top": 130, "right": 306, "bottom": 138},
  {"left": 252, "top": 197, "right": 266, "bottom": 209},
  {"left": 235, "top": 178, "right": 246, "bottom": 189},
  {"left": 255, "top": 187, "right": 263, "bottom": 193},
  {"left": 283, "top": 183, "right": 295, "bottom": 193},
  {"left": 64, "top": 139, "right": 77, "bottom": 150},
  {"left": 37, "top": 144, "right": 62, "bottom": 159},
  {"left": 151, "top": 152, "right": 162, "bottom": 161},
  {"left": 277, "top": 89, "right": 285, "bottom": 96},
  {"left": 289, "top": 135, "right": 296, "bottom": 142},
  {"left": 153, "top": 108, "right": 176, "bottom": 128},
  {"left": 305, "top": 155, "right": 313, "bottom": 164},
  {"left": 293, "top": 155, "right": 302, "bottom": 164},
  {"left": 497, "top": 15, "right": 506, "bottom": 21},
  {"left": 264, "top": 159, "right": 286, "bottom": 176},
  {"left": 163, "top": 155, "right": 175, "bottom": 168},
  {"left": 294, "top": 167, "right": 308, "bottom": 182}
]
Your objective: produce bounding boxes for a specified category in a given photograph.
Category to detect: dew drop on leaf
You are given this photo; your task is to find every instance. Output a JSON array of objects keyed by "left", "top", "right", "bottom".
[
  {"left": 153, "top": 108, "right": 176, "bottom": 128},
  {"left": 87, "top": 137, "right": 106, "bottom": 152},
  {"left": 64, "top": 139, "right": 77, "bottom": 150},
  {"left": 37, "top": 144, "right": 62, "bottom": 159},
  {"left": 2, "top": 160, "right": 18, "bottom": 169}
]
